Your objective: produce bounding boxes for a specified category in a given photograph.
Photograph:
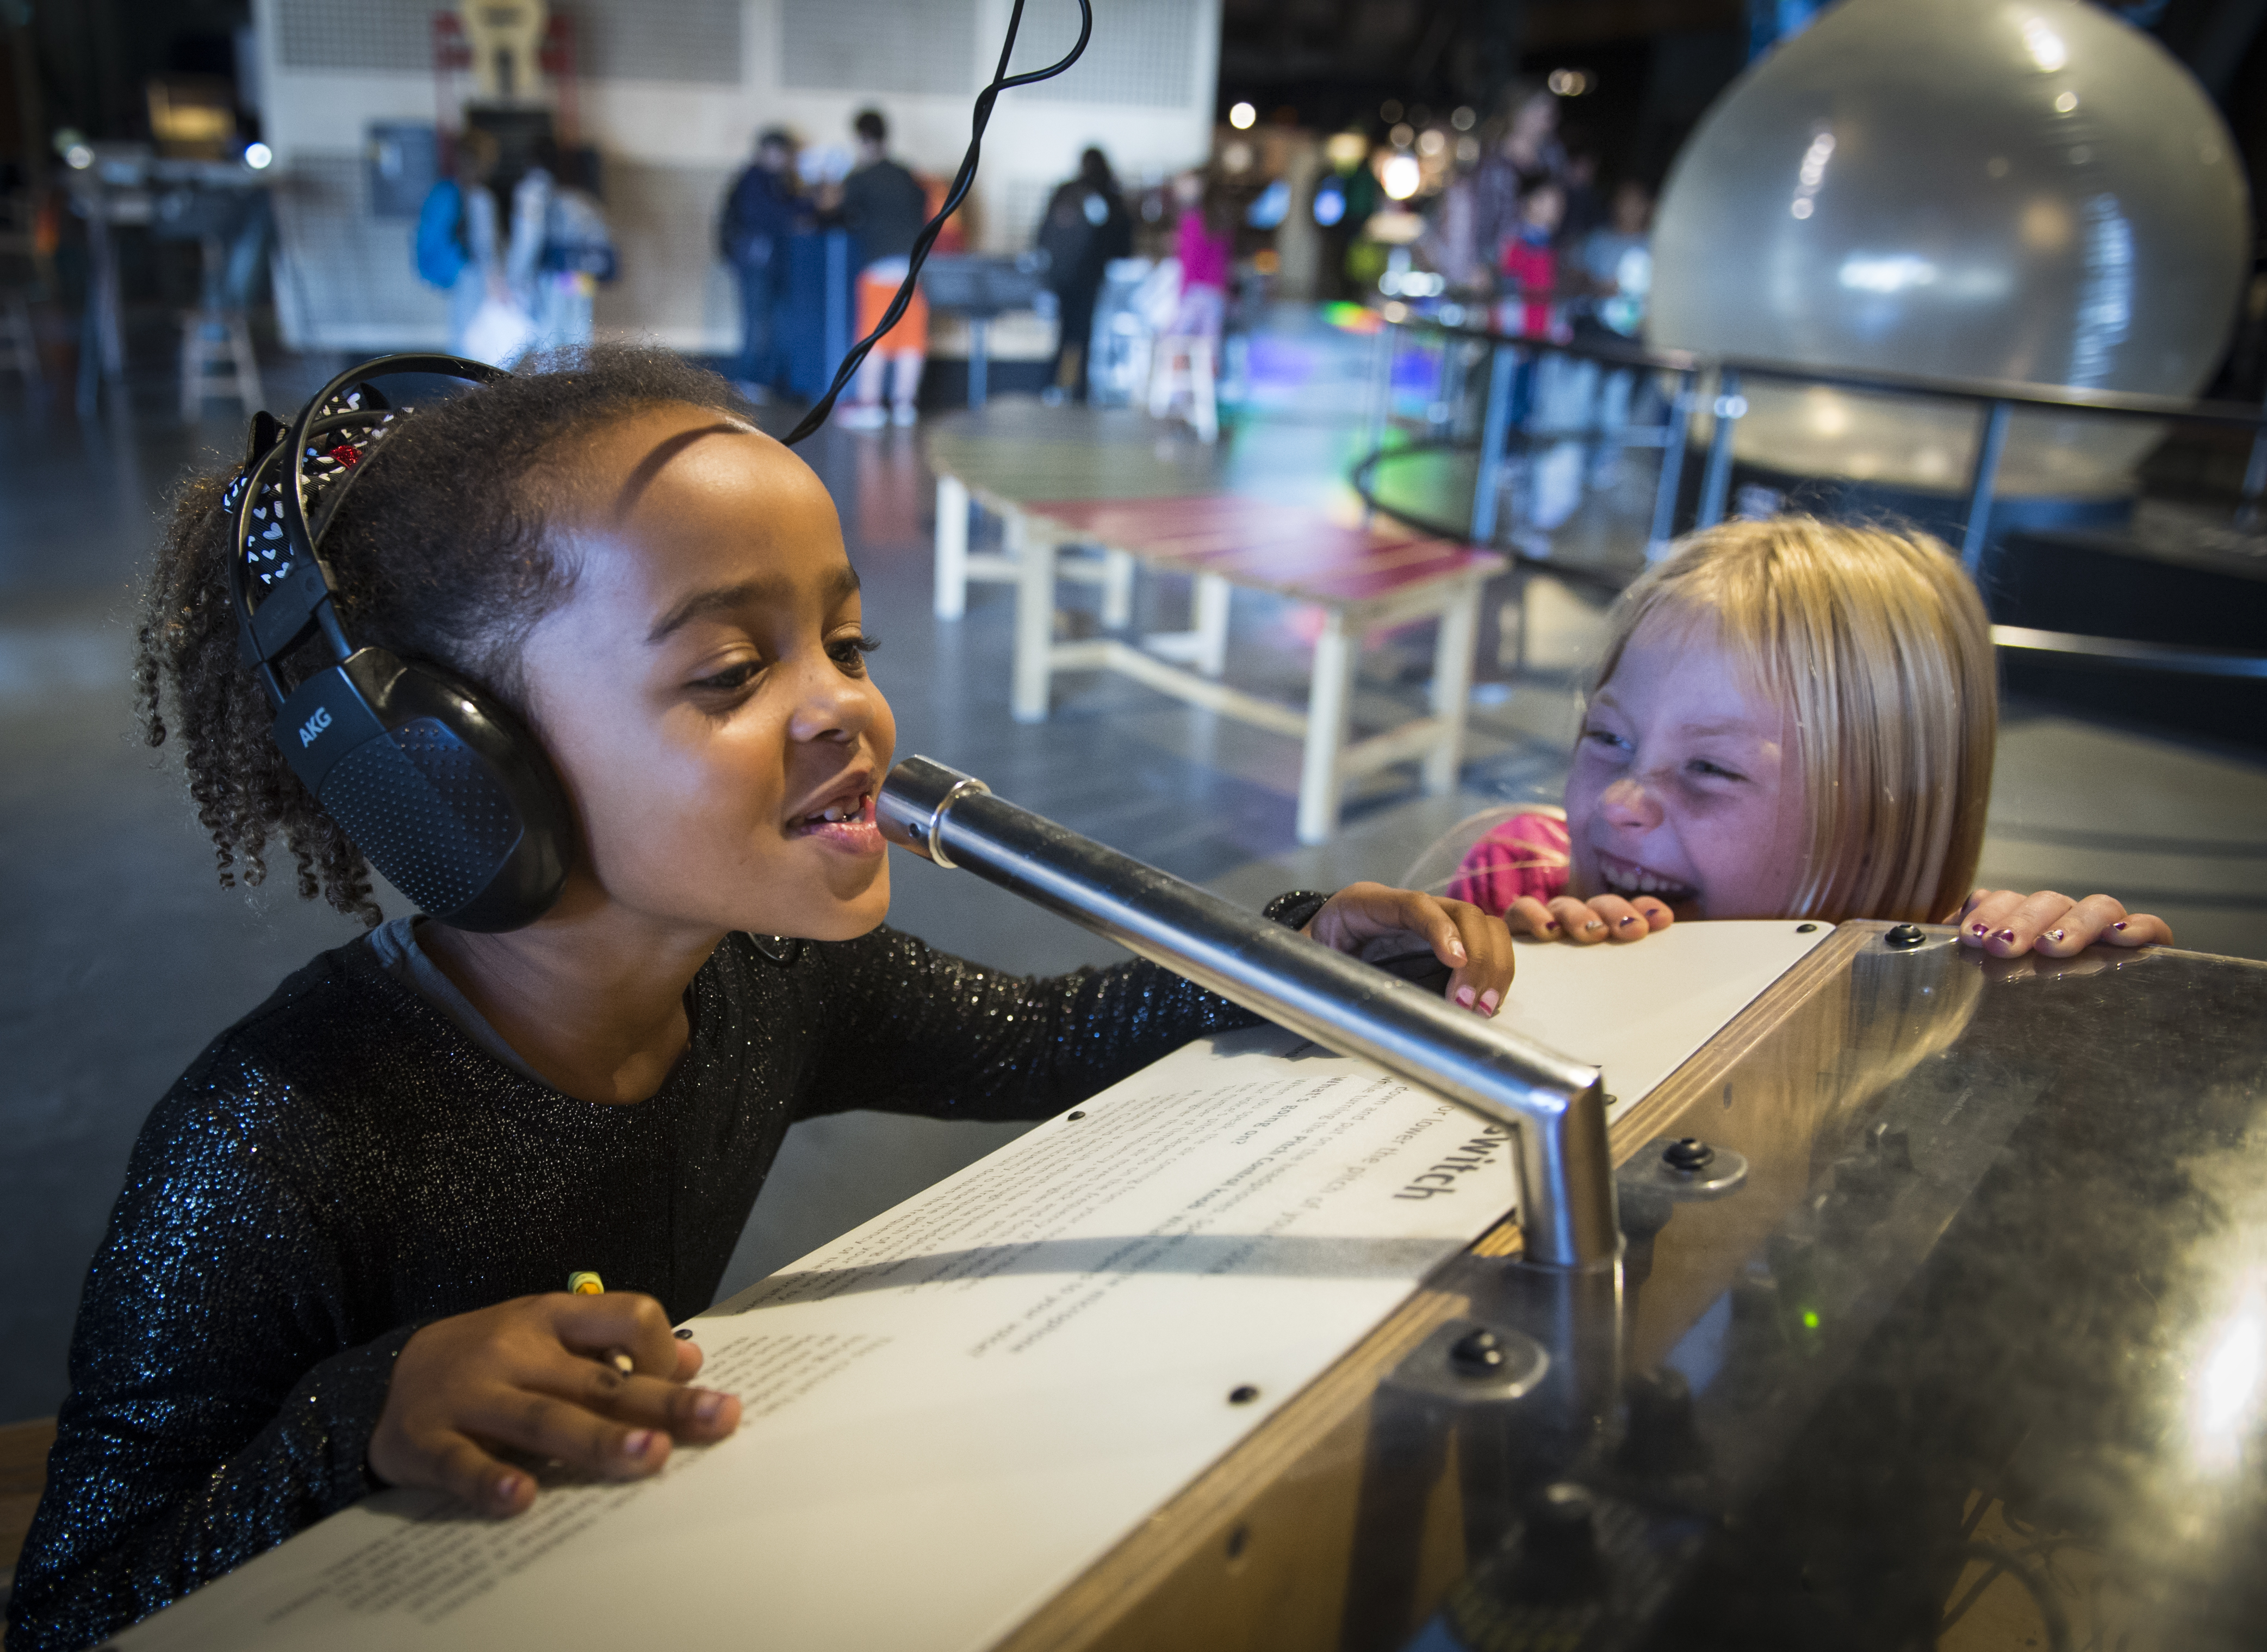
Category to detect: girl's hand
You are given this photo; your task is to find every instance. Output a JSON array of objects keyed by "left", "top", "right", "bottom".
[
  {"left": 1952, "top": 889, "right": 2174, "bottom": 958},
  {"left": 369, "top": 1292, "right": 741, "bottom": 1518},
  {"left": 1303, "top": 881, "right": 1516, "bottom": 1016},
  {"left": 1505, "top": 893, "right": 1674, "bottom": 946}
]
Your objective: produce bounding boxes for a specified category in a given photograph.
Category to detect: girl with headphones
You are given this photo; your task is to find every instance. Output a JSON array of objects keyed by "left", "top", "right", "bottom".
[{"left": 9, "top": 347, "right": 1517, "bottom": 1651}]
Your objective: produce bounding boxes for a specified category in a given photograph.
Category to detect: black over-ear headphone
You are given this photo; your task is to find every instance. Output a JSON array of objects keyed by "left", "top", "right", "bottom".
[{"left": 228, "top": 353, "right": 574, "bottom": 932}]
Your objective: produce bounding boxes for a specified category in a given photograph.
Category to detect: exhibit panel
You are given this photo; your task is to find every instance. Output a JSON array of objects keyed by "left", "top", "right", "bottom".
[
  {"left": 1002, "top": 930, "right": 2267, "bottom": 1652},
  {"left": 107, "top": 767, "right": 2267, "bottom": 1652}
]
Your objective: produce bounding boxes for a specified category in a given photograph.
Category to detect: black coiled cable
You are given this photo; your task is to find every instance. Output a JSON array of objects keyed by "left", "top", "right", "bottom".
[{"left": 781, "top": 0, "right": 1095, "bottom": 445}]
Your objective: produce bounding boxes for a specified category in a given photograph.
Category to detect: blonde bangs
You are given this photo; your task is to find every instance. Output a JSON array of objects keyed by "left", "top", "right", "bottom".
[{"left": 1588, "top": 519, "right": 1997, "bottom": 923}]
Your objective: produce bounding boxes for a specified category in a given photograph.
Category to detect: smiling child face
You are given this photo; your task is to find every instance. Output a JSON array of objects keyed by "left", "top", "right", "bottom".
[
  {"left": 517, "top": 404, "right": 897, "bottom": 942},
  {"left": 1564, "top": 612, "right": 1807, "bottom": 920}
]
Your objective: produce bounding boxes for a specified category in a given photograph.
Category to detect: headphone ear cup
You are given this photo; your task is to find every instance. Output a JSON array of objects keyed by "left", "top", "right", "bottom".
[{"left": 277, "top": 649, "right": 573, "bottom": 931}]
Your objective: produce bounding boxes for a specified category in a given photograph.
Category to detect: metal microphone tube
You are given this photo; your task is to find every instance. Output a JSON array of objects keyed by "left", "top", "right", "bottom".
[{"left": 877, "top": 756, "right": 1620, "bottom": 1270}]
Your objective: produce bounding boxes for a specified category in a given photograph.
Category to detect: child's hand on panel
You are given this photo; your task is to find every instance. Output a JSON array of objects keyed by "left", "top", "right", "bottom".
[
  {"left": 1302, "top": 881, "right": 1517, "bottom": 1016},
  {"left": 1501, "top": 893, "right": 1675, "bottom": 946},
  {"left": 369, "top": 1293, "right": 741, "bottom": 1517},
  {"left": 1953, "top": 889, "right": 2174, "bottom": 958}
]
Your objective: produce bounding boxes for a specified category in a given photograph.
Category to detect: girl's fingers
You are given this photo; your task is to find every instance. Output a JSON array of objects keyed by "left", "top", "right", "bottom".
[
  {"left": 1999, "top": 890, "right": 2079, "bottom": 955},
  {"left": 465, "top": 1386, "right": 674, "bottom": 1482},
  {"left": 674, "top": 1337, "right": 706, "bottom": 1383},
  {"left": 1958, "top": 890, "right": 2028, "bottom": 952},
  {"left": 1506, "top": 896, "right": 1561, "bottom": 938},
  {"left": 1304, "top": 883, "right": 1468, "bottom": 965},
  {"left": 2073, "top": 893, "right": 2173, "bottom": 948},
  {"left": 548, "top": 1290, "right": 682, "bottom": 1377},
  {"left": 426, "top": 1431, "right": 535, "bottom": 1518},
  {"left": 1548, "top": 897, "right": 1609, "bottom": 944},
  {"left": 1583, "top": 893, "right": 1650, "bottom": 942},
  {"left": 1438, "top": 900, "right": 1514, "bottom": 1016},
  {"left": 548, "top": 1355, "right": 741, "bottom": 1441}
]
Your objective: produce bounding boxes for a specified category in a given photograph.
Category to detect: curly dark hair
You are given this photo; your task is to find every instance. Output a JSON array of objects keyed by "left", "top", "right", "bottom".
[{"left": 134, "top": 343, "right": 749, "bottom": 927}]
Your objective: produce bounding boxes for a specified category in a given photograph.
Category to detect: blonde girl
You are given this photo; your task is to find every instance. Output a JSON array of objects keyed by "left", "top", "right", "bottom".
[{"left": 1446, "top": 518, "right": 2171, "bottom": 957}]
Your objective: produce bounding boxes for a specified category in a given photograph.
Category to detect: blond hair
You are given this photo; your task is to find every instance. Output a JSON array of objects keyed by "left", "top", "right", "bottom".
[{"left": 1591, "top": 518, "right": 1996, "bottom": 923}]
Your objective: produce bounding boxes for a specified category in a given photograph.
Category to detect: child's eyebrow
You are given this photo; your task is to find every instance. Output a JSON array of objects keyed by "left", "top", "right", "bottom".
[{"left": 647, "top": 565, "right": 861, "bottom": 644}]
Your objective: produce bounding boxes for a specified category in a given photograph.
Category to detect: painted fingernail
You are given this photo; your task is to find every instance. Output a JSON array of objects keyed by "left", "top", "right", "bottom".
[
  {"left": 693, "top": 1390, "right": 726, "bottom": 1424},
  {"left": 2113, "top": 921, "right": 2127, "bottom": 931},
  {"left": 1970, "top": 923, "right": 1988, "bottom": 936},
  {"left": 1543, "top": 920, "right": 1558, "bottom": 933},
  {"left": 1619, "top": 915, "right": 1637, "bottom": 927},
  {"left": 623, "top": 1429, "right": 657, "bottom": 1460},
  {"left": 1480, "top": 989, "right": 1501, "bottom": 1015},
  {"left": 2049, "top": 928, "right": 2064, "bottom": 942},
  {"left": 1996, "top": 929, "right": 2016, "bottom": 943},
  {"left": 1585, "top": 920, "right": 1603, "bottom": 932},
  {"left": 1456, "top": 985, "right": 1477, "bottom": 1008},
  {"left": 494, "top": 1471, "right": 526, "bottom": 1505}
]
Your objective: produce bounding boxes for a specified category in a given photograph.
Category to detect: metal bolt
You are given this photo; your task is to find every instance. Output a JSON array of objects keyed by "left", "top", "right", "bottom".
[
  {"left": 1885, "top": 923, "right": 1927, "bottom": 948},
  {"left": 1228, "top": 1384, "right": 1260, "bottom": 1405},
  {"left": 674, "top": 1328, "right": 694, "bottom": 1341},
  {"left": 1796, "top": 922, "right": 1819, "bottom": 933},
  {"left": 1450, "top": 1327, "right": 1507, "bottom": 1376},
  {"left": 1663, "top": 1137, "right": 1716, "bottom": 1174},
  {"left": 1066, "top": 1111, "right": 1086, "bottom": 1120}
]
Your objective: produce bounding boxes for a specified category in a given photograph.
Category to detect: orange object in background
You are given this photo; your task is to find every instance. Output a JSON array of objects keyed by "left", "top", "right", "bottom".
[
  {"left": 858, "top": 266, "right": 928, "bottom": 356},
  {"left": 921, "top": 175, "right": 971, "bottom": 252}
]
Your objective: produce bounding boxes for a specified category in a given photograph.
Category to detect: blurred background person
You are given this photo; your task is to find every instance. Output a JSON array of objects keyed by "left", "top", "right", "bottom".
[
  {"left": 1498, "top": 176, "right": 1587, "bottom": 542},
  {"left": 719, "top": 127, "right": 806, "bottom": 402},
  {"left": 1173, "top": 171, "right": 1235, "bottom": 344},
  {"left": 1471, "top": 81, "right": 1566, "bottom": 290},
  {"left": 1496, "top": 176, "right": 1563, "bottom": 344},
  {"left": 1037, "top": 146, "right": 1132, "bottom": 405},
  {"left": 825, "top": 107, "right": 930, "bottom": 427},
  {"left": 529, "top": 140, "right": 616, "bottom": 355},
  {"left": 1570, "top": 177, "right": 1657, "bottom": 485}
]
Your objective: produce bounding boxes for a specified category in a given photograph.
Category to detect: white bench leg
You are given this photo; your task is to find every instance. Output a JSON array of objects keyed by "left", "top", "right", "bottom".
[
  {"left": 1101, "top": 549, "right": 1135, "bottom": 629},
  {"left": 1297, "top": 609, "right": 1356, "bottom": 844},
  {"left": 1193, "top": 573, "right": 1231, "bottom": 678},
  {"left": 1190, "top": 338, "right": 1217, "bottom": 443},
  {"left": 229, "top": 316, "right": 263, "bottom": 413},
  {"left": 1010, "top": 513, "right": 1058, "bottom": 724},
  {"left": 934, "top": 475, "right": 971, "bottom": 619},
  {"left": 1424, "top": 579, "right": 1481, "bottom": 795}
]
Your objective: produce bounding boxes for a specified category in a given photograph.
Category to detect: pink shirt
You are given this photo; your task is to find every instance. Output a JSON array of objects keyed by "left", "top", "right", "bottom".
[
  {"left": 1176, "top": 212, "right": 1231, "bottom": 292},
  {"left": 1446, "top": 811, "right": 1573, "bottom": 914}
]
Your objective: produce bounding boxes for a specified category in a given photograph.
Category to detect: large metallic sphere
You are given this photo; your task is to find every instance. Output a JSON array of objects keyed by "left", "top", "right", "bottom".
[{"left": 1649, "top": 0, "right": 2251, "bottom": 498}]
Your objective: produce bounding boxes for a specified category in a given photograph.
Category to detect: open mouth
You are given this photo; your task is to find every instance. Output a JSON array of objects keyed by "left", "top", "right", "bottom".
[
  {"left": 786, "top": 783, "right": 883, "bottom": 853},
  {"left": 1595, "top": 849, "right": 1697, "bottom": 904}
]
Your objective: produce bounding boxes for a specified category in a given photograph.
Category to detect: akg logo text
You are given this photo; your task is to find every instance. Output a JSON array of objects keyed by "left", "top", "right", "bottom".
[{"left": 297, "top": 706, "right": 332, "bottom": 747}]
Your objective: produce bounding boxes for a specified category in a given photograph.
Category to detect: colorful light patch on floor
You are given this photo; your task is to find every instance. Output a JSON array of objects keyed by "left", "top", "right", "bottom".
[{"left": 1321, "top": 301, "right": 1383, "bottom": 335}]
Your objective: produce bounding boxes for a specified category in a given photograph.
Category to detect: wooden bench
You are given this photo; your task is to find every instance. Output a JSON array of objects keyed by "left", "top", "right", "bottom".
[{"left": 982, "top": 493, "right": 1504, "bottom": 844}]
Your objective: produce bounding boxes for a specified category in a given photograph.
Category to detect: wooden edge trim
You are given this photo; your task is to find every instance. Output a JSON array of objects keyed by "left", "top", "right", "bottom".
[{"left": 1608, "top": 923, "right": 1874, "bottom": 1157}]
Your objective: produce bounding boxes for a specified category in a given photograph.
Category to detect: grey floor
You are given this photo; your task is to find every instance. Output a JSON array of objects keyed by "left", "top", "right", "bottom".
[{"left": 2, "top": 320, "right": 2262, "bottom": 1424}]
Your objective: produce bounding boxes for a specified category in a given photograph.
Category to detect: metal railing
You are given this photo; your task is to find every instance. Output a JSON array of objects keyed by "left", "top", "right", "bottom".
[
  {"left": 877, "top": 755, "right": 1622, "bottom": 1271},
  {"left": 1355, "top": 307, "right": 2267, "bottom": 680}
]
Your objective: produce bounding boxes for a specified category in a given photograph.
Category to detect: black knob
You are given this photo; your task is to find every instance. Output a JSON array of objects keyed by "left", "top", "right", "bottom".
[
  {"left": 1529, "top": 1482, "right": 1597, "bottom": 1548},
  {"left": 1885, "top": 923, "right": 1927, "bottom": 948},
  {"left": 1620, "top": 1368, "right": 1706, "bottom": 1476},
  {"left": 1450, "top": 1327, "right": 1507, "bottom": 1377},
  {"left": 1663, "top": 1136, "right": 1716, "bottom": 1174}
]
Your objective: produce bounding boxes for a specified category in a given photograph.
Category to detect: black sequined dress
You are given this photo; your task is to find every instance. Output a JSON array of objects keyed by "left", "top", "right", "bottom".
[{"left": 9, "top": 900, "right": 1325, "bottom": 1652}]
